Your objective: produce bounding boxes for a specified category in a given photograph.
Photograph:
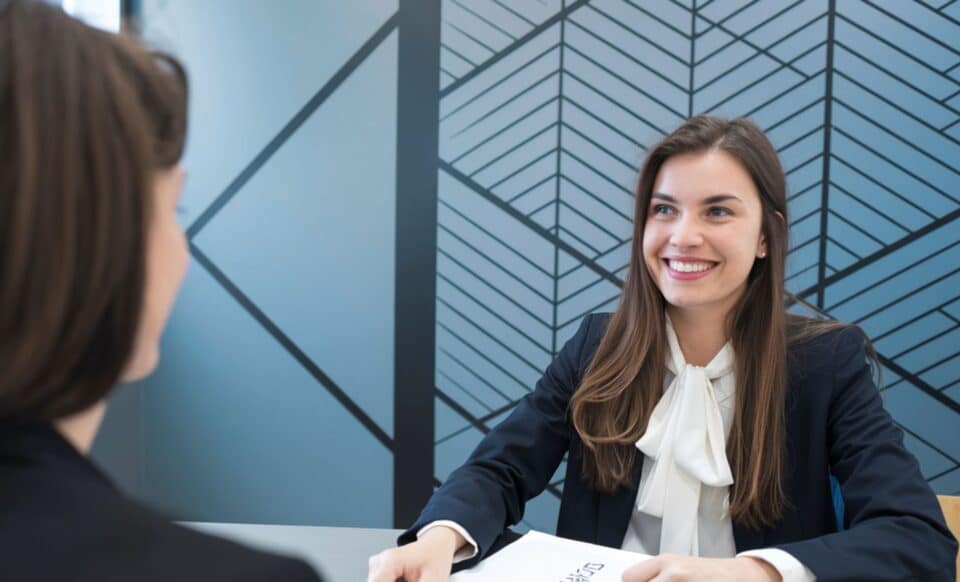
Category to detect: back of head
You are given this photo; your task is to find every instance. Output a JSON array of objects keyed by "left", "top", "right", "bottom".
[{"left": 0, "top": 0, "right": 187, "bottom": 421}]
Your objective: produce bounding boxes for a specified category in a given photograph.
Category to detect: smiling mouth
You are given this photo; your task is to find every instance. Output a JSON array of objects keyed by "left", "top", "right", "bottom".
[{"left": 663, "top": 259, "right": 718, "bottom": 274}]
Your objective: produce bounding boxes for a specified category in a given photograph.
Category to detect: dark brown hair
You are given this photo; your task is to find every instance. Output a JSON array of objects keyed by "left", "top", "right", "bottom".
[
  {"left": 571, "top": 116, "right": 796, "bottom": 530},
  {"left": 0, "top": 0, "right": 187, "bottom": 421}
]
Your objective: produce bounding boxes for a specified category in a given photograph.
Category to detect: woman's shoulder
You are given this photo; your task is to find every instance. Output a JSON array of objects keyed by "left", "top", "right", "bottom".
[
  {"left": 76, "top": 496, "right": 323, "bottom": 581},
  {"left": 558, "top": 313, "right": 613, "bottom": 378},
  {"left": 787, "top": 315, "right": 868, "bottom": 354},
  {"left": 577, "top": 312, "right": 613, "bottom": 350},
  {"left": 786, "top": 315, "right": 873, "bottom": 385},
  {"left": 581, "top": 312, "right": 613, "bottom": 335},
  {"left": 0, "top": 426, "right": 321, "bottom": 582},
  {"left": 128, "top": 511, "right": 322, "bottom": 581}
]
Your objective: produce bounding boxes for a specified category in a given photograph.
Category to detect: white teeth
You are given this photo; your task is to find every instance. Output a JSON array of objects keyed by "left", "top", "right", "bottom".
[{"left": 669, "top": 260, "right": 714, "bottom": 273}]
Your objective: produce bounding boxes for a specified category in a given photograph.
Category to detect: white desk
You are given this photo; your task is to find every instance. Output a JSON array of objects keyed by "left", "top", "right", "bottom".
[{"left": 186, "top": 522, "right": 402, "bottom": 582}]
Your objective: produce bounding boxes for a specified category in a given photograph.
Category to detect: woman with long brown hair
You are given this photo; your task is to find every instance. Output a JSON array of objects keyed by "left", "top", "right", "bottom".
[
  {"left": 0, "top": 2, "right": 324, "bottom": 580},
  {"left": 369, "top": 115, "right": 956, "bottom": 581}
]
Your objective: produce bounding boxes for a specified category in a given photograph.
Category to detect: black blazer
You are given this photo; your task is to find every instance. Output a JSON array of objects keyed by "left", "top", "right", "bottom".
[
  {"left": 0, "top": 422, "right": 323, "bottom": 582},
  {"left": 402, "top": 313, "right": 958, "bottom": 581}
]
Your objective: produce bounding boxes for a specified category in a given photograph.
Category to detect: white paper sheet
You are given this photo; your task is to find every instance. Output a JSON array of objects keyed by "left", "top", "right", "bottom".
[{"left": 450, "top": 531, "right": 650, "bottom": 581}]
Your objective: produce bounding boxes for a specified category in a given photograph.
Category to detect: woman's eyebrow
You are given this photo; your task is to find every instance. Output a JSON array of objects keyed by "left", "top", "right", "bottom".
[
  {"left": 651, "top": 192, "right": 744, "bottom": 205},
  {"left": 702, "top": 194, "right": 743, "bottom": 205}
]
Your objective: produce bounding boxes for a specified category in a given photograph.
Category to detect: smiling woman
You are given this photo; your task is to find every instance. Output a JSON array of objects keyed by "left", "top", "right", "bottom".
[
  {"left": 645, "top": 153, "right": 768, "bottom": 328},
  {"left": 574, "top": 118, "right": 793, "bottom": 526},
  {"left": 370, "top": 116, "right": 957, "bottom": 582}
]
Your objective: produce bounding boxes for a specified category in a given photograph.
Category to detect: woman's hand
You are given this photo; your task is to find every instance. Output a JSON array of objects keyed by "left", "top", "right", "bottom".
[
  {"left": 622, "top": 555, "right": 782, "bottom": 582},
  {"left": 367, "top": 526, "right": 466, "bottom": 582}
]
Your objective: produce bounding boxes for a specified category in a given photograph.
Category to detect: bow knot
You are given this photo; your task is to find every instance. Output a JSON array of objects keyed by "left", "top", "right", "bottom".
[{"left": 635, "top": 315, "right": 734, "bottom": 556}]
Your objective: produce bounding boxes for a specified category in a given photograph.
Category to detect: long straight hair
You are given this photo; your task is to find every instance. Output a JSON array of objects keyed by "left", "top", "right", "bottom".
[{"left": 570, "top": 116, "right": 791, "bottom": 530}]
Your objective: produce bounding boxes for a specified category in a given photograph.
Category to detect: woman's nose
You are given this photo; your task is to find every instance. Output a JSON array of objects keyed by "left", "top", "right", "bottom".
[{"left": 669, "top": 215, "right": 704, "bottom": 249}]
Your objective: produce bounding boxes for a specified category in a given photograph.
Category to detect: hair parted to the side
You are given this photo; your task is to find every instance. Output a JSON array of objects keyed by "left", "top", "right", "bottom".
[
  {"left": 0, "top": 0, "right": 187, "bottom": 421},
  {"left": 571, "top": 115, "right": 805, "bottom": 530}
]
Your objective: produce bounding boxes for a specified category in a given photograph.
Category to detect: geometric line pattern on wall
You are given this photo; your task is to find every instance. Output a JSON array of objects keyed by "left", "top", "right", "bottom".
[
  {"left": 441, "top": 0, "right": 569, "bottom": 92},
  {"left": 184, "top": 17, "right": 400, "bottom": 451},
  {"left": 189, "top": 244, "right": 393, "bottom": 451},
  {"left": 436, "top": 0, "right": 960, "bottom": 532}
]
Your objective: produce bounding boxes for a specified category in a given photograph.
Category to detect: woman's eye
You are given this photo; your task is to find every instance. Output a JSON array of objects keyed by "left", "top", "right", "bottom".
[
  {"left": 652, "top": 204, "right": 674, "bottom": 215},
  {"left": 708, "top": 206, "right": 731, "bottom": 217}
]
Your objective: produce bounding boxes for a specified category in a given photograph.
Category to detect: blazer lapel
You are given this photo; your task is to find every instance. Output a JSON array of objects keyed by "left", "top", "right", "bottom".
[{"left": 595, "top": 453, "right": 644, "bottom": 548}]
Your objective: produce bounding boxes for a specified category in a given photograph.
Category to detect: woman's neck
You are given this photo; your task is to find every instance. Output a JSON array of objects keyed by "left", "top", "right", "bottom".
[
  {"left": 668, "top": 305, "right": 730, "bottom": 366},
  {"left": 54, "top": 400, "right": 106, "bottom": 455}
]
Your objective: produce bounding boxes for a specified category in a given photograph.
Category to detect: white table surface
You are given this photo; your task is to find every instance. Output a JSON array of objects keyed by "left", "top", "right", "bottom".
[{"left": 186, "top": 522, "right": 403, "bottom": 582}]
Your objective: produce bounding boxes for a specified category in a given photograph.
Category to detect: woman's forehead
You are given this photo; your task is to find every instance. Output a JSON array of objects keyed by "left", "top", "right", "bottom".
[{"left": 652, "top": 151, "right": 760, "bottom": 204}]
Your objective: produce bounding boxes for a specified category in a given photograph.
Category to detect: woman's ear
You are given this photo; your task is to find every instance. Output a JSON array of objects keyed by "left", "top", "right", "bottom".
[{"left": 758, "top": 211, "right": 784, "bottom": 259}]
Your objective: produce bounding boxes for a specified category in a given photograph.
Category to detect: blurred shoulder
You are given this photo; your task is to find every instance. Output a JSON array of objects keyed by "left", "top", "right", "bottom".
[{"left": 128, "top": 513, "right": 324, "bottom": 582}]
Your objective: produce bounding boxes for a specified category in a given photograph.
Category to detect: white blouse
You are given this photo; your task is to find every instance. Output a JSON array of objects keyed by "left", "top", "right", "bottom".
[
  {"left": 421, "top": 317, "right": 816, "bottom": 581},
  {"left": 621, "top": 316, "right": 815, "bottom": 581},
  {"left": 623, "top": 315, "right": 737, "bottom": 557}
]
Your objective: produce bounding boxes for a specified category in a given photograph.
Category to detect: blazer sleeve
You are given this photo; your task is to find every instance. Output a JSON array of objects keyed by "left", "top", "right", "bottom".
[
  {"left": 397, "top": 314, "right": 599, "bottom": 561},
  {"left": 775, "top": 327, "right": 958, "bottom": 581}
]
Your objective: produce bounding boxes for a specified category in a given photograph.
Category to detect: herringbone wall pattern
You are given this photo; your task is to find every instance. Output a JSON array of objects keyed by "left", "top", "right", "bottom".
[{"left": 433, "top": 0, "right": 960, "bottom": 532}]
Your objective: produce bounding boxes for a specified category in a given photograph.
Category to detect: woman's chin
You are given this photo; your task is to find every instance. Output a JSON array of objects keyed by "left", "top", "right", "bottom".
[
  {"left": 119, "top": 346, "right": 160, "bottom": 383},
  {"left": 662, "top": 294, "right": 707, "bottom": 311}
]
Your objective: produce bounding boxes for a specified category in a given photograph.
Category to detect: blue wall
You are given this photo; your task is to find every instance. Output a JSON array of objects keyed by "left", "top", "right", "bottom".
[
  {"left": 99, "top": 0, "right": 401, "bottom": 527},
  {"left": 93, "top": 0, "right": 960, "bottom": 532},
  {"left": 432, "top": 0, "right": 960, "bottom": 533}
]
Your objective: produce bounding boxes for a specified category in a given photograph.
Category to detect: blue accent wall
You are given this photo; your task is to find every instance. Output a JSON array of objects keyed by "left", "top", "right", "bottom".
[{"left": 92, "top": 0, "right": 959, "bottom": 531}]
